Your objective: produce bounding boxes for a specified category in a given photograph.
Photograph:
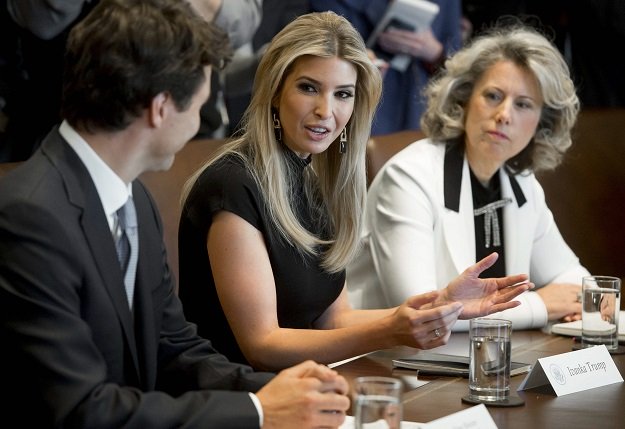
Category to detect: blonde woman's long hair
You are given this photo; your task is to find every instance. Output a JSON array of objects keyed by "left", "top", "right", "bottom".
[{"left": 183, "top": 11, "right": 382, "bottom": 273}]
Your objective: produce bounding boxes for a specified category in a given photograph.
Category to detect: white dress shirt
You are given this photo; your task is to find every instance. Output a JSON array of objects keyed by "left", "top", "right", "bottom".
[{"left": 60, "top": 120, "right": 130, "bottom": 235}]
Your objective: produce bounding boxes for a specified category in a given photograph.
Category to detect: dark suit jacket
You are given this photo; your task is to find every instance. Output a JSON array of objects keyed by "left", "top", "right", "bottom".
[{"left": 0, "top": 127, "right": 273, "bottom": 428}]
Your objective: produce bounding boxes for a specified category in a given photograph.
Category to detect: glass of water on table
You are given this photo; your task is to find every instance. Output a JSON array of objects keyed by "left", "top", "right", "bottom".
[
  {"left": 462, "top": 318, "right": 524, "bottom": 407},
  {"left": 582, "top": 275, "right": 621, "bottom": 351},
  {"left": 353, "top": 376, "right": 402, "bottom": 428}
]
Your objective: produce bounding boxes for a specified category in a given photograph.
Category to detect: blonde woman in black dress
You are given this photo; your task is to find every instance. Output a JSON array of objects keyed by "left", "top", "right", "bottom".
[{"left": 178, "top": 11, "right": 531, "bottom": 371}]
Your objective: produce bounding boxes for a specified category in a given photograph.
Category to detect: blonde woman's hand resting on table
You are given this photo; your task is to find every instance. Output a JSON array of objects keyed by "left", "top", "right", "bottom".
[{"left": 433, "top": 252, "right": 533, "bottom": 319}]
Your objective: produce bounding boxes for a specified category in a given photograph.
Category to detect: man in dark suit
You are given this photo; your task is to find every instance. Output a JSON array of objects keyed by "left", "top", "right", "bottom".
[{"left": 0, "top": 0, "right": 349, "bottom": 427}]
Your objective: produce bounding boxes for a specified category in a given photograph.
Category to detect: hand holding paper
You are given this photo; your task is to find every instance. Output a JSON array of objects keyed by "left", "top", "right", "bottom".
[{"left": 366, "top": 0, "right": 440, "bottom": 72}]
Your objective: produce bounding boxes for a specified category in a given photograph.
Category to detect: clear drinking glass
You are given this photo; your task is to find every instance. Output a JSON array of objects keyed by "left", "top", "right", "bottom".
[
  {"left": 468, "top": 318, "right": 511, "bottom": 402},
  {"left": 353, "top": 376, "right": 402, "bottom": 429},
  {"left": 582, "top": 275, "right": 621, "bottom": 351}
]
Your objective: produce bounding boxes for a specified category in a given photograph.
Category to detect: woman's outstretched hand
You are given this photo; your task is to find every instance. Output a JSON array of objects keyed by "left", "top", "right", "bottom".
[
  {"left": 437, "top": 253, "right": 533, "bottom": 319},
  {"left": 394, "top": 291, "right": 463, "bottom": 349}
]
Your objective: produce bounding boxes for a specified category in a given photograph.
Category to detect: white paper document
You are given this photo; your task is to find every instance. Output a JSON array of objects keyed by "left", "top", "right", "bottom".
[
  {"left": 340, "top": 415, "right": 424, "bottom": 429},
  {"left": 424, "top": 404, "right": 497, "bottom": 429},
  {"left": 340, "top": 404, "right": 496, "bottom": 428},
  {"left": 550, "top": 310, "right": 625, "bottom": 341}
]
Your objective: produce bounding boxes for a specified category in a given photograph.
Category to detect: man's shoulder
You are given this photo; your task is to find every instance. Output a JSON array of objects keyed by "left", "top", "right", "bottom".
[
  {"left": 0, "top": 153, "right": 57, "bottom": 200},
  {"left": 0, "top": 138, "right": 84, "bottom": 218}
]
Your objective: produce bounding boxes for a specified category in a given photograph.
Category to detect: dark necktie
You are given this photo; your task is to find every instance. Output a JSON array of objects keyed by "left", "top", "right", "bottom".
[{"left": 115, "top": 197, "right": 138, "bottom": 308}]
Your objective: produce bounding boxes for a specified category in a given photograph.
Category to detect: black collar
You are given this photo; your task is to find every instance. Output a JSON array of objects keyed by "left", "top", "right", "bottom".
[
  {"left": 443, "top": 141, "right": 527, "bottom": 212},
  {"left": 283, "top": 144, "right": 312, "bottom": 170}
]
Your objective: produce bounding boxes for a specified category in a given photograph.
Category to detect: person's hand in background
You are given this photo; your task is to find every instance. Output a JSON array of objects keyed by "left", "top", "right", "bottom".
[{"left": 377, "top": 27, "right": 443, "bottom": 63}]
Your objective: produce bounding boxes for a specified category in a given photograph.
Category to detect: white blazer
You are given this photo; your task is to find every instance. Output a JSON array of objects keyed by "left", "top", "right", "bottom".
[{"left": 348, "top": 138, "right": 589, "bottom": 330}]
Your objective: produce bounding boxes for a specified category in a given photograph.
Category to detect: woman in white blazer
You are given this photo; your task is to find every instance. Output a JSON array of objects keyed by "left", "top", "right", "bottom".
[{"left": 348, "top": 25, "right": 590, "bottom": 330}]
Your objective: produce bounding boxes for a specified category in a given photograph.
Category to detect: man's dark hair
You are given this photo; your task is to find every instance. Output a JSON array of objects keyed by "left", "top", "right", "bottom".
[{"left": 61, "top": 0, "right": 232, "bottom": 133}]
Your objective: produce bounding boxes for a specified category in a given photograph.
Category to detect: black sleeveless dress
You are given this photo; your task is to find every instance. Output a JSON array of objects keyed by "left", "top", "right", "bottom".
[{"left": 178, "top": 150, "right": 345, "bottom": 366}]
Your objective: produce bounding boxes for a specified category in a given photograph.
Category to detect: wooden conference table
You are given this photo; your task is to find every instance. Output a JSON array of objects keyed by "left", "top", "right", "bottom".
[{"left": 335, "top": 330, "right": 624, "bottom": 428}]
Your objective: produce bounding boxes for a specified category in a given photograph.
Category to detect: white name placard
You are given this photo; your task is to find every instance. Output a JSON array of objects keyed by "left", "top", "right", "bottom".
[
  {"left": 518, "top": 345, "right": 623, "bottom": 396},
  {"left": 424, "top": 404, "right": 497, "bottom": 429}
]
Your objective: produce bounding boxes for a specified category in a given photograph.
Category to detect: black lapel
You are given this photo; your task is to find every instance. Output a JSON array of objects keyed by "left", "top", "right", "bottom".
[
  {"left": 444, "top": 141, "right": 464, "bottom": 212},
  {"left": 443, "top": 140, "right": 527, "bottom": 209},
  {"left": 130, "top": 182, "right": 162, "bottom": 389},
  {"left": 505, "top": 168, "right": 527, "bottom": 207}
]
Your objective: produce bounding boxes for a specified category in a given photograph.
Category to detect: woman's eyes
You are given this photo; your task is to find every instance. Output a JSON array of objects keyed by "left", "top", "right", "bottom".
[
  {"left": 484, "top": 91, "right": 534, "bottom": 109},
  {"left": 515, "top": 100, "right": 534, "bottom": 109},
  {"left": 298, "top": 83, "right": 316, "bottom": 93},
  {"left": 484, "top": 91, "right": 502, "bottom": 102},
  {"left": 296, "top": 83, "right": 354, "bottom": 100},
  {"left": 336, "top": 90, "right": 354, "bottom": 100}
]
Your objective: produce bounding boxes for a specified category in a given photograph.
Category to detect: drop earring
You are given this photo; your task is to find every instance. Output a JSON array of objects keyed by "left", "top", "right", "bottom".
[
  {"left": 339, "top": 128, "right": 347, "bottom": 154},
  {"left": 273, "top": 112, "right": 282, "bottom": 142}
]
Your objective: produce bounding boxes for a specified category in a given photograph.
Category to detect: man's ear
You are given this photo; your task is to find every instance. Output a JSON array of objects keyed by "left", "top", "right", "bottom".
[{"left": 149, "top": 92, "right": 169, "bottom": 127}]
